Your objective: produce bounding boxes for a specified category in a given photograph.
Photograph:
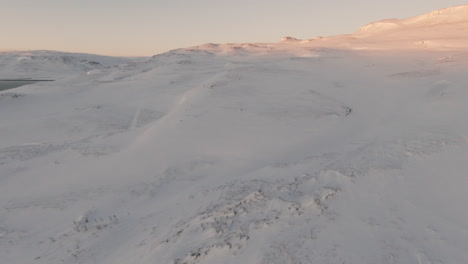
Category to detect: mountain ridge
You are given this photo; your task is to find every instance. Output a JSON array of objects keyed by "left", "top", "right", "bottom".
[{"left": 359, "top": 5, "right": 468, "bottom": 33}]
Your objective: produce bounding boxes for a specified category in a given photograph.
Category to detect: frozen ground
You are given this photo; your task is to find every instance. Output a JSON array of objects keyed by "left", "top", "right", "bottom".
[{"left": 1, "top": 6, "right": 468, "bottom": 264}]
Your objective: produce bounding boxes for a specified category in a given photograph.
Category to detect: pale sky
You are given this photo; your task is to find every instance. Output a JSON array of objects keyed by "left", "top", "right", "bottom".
[{"left": 1, "top": 0, "right": 465, "bottom": 57}]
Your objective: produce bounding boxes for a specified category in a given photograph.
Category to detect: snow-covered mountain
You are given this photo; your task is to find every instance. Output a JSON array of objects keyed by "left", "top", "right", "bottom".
[
  {"left": 354, "top": 5, "right": 468, "bottom": 50},
  {"left": 1, "top": 6, "right": 468, "bottom": 264},
  {"left": 361, "top": 5, "right": 468, "bottom": 31},
  {"left": 0, "top": 50, "right": 142, "bottom": 79}
]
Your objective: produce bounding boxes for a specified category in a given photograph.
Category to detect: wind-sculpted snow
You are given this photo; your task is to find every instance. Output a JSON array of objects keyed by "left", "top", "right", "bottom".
[
  {"left": 1, "top": 6, "right": 468, "bottom": 264},
  {"left": 156, "top": 174, "right": 343, "bottom": 264}
]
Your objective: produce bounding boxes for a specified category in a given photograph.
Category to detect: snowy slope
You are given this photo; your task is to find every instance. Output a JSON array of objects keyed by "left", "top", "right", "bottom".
[
  {"left": 361, "top": 5, "right": 468, "bottom": 31},
  {"left": 355, "top": 5, "right": 468, "bottom": 50},
  {"left": 1, "top": 6, "right": 468, "bottom": 264}
]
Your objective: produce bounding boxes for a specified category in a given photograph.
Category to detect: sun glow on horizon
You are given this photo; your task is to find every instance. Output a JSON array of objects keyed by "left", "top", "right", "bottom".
[{"left": 1, "top": 0, "right": 463, "bottom": 56}]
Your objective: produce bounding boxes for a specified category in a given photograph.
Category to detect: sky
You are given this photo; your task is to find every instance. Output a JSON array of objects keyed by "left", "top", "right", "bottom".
[{"left": 1, "top": 0, "right": 465, "bottom": 57}]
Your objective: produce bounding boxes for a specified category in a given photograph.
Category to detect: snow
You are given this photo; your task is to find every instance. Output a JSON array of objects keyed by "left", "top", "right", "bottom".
[
  {"left": 359, "top": 5, "right": 468, "bottom": 33},
  {"left": 404, "top": 5, "right": 468, "bottom": 25},
  {"left": 0, "top": 50, "right": 141, "bottom": 79},
  {"left": 1, "top": 5, "right": 468, "bottom": 264}
]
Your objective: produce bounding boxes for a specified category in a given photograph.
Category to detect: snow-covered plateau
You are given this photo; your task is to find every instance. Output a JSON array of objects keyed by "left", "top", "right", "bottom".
[{"left": 1, "top": 6, "right": 468, "bottom": 264}]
